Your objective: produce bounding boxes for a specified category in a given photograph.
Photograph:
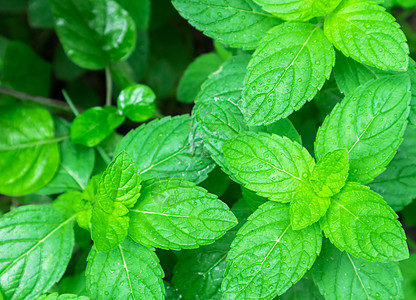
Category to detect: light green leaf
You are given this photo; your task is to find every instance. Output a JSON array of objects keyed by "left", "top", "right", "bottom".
[
  {"left": 311, "top": 149, "right": 349, "bottom": 197},
  {"left": 172, "top": 0, "right": 281, "bottom": 50},
  {"left": 38, "top": 118, "right": 95, "bottom": 194},
  {"left": 115, "top": 0, "right": 150, "bottom": 31},
  {"left": 253, "top": 0, "right": 342, "bottom": 21},
  {"left": 324, "top": 0, "right": 409, "bottom": 71},
  {"left": 49, "top": 0, "right": 136, "bottom": 70},
  {"left": 116, "top": 115, "right": 215, "bottom": 183},
  {"left": 243, "top": 22, "right": 334, "bottom": 126},
  {"left": 400, "top": 254, "right": 416, "bottom": 300},
  {"left": 0, "top": 206, "right": 75, "bottom": 300},
  {"left": 223, "top": 132, "right": 314, "bottom": 202},
  {"left": 117, "top": 84, "right": 156, "bottom": 122},
  {"left": 129, "top": 178, "right": 237, "bottom": 250},
  {"left": 368, "top": 125, "right": 416, "bottom": 211},
  {"left": 86, "top": 238, "right": 164, "bottom": 299},
  {"left": 177, "top": 52, "right": 223, "bottom": 103},
  {"left": 36, "top": 293, "right": 89, "bottom": 300},
  {"left": 320, "top": 183, "right": 409, "bottom": 262},
  {"left": 312, "top": 240, "right": 403, "bottom": 300},
  {"left": 315, "top": 76, "right": 411, "bottom": 184},
  {"left": 70, "top": 106, "right": 125, "bottom": 147},
  {"left": 0, "top": 102, "right": 60, "bottom": 196},
  {"left": 222, "top": 202, "right": 322, "bottom": 299}
]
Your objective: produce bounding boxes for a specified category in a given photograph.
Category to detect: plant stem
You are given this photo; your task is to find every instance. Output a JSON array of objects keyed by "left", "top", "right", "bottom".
[
  {"left": 105, "top": 66, "right": 112, "bottom": 106},
  {"left": 62, "top": 89, "right": 80, "bottom": 116},
  {"left": 0, "top": 87, "right": 73, "bottom": 112}
]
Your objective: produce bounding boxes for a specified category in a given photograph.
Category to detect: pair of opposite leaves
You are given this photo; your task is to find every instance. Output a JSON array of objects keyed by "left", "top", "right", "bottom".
[{"left": 173, "top": 0, "right": 409, "bottom": 126}]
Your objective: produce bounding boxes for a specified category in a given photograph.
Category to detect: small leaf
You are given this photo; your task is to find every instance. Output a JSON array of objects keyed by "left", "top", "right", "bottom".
[
  {"left": 117, "top": 84, "right": 156, "bottom": 122},
  {"left": 172, "top": 0, "right": 281, "bottom": 50},
  {"left": 310, "top": 149, "right": 349, "bottom": 197},
  {"left": 315, "top": 76, "right": 411, "bottom": 183},
  {"left": 0, "top": 206, "right": 75, "bottom": 300},
  {"left": 49, "top": 0, "right": 136, "bottom": 70},
  {"left": 0, "top": 102, "right": 60, "bottom": 196},
  {"left": 177, "top": 52, "right": 223, "bottom": 103},
  {"left": 324, "top": 0, "right": 409, "bottom": 71},
  {"left": 312, "top": 240, "right": 403, "bottom": 300},
  {"left": 129, "top": 177, "right": 237, "bottom": 250},
  {"left": 116, "top": 115, "right": 215, "bottom": 183},
  {"left": 28, "top": 0, "right": 54, "bottom": 29},
  {"left": 243, "top": 22, "right": 334, "bottom": 125},
  {"left": 86, "top": 238, "right": 165, "bottom": 299},
  {"left": 70, "top": 106, "right": 125, "bottom": 147},
  {"left": 241, "top": 187, "right": 268, "bottom": 212},
  {"left": 320, "top": 183, "right": 409, "bottom": 262},
  {"left": 223, "top": 132, "right": 314, "bottom": 202},
  {"left": 222, "top": 202, "right": 322, "bottom": 299}
]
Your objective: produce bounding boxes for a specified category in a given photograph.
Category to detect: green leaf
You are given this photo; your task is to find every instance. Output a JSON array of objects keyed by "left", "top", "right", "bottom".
[
  {"left": 3, "top": 41, "right": 51, "bottom": 97},
  {"left": 253, "top": 0, "right": 342, "bottom": 21},
  {"left": 28, "top": 0, "right": 54, "bottom": 28},
  {"left": 115, "top": 115, "right": 215, "bottom": 183},
  {"left": 324, "top": 0, "right": 409, "bottom": 71},
  {"left": 86, "top": 238, "right": 164, "bottom": 299},
  {"left": 115, "top": 0, "right": 150, "bottom": 31},
  {"left": 241, "top": 187, "right": 268, "bottom": 212},
  {"left": 58, "top": 273, "right": 87, "bottom": 296},
  {"left": 400, "top": 254, "right": 416, "bottom": 300},
  {"left": 70, "top": 106, "right": 125, "bottom": 147},
  {"left": 222, "top": 202, "right": 322, "bottom": 299},
  {"left": 0, "top": 102, "right": 60, "bottom": 196},
  {"left": 37, "top": 118, "right": 95, "bottom": 194},
  {"left": 177, "top": 52, "right": 223, "bottom": 103},
  {"left": 242, "top": 22, "right": 335, "bottom": 126},
  {"left": 312, "top": 240, "right": 403, "bottom": 300},
  {"left": 311, "top": 149, "right": 349, "bottom": 197},
  {"left": 36, "top": 293, "right": 89, "bottom": 300},
  {"left": 0, "top": 206, "right": 75, "bottom": 300},
  {"left": 129, "top": 177, "right": 237, "bottom": 250},
  {"left": 315, "top": 76, "right": 411, "bottom": 184},
  {"left": 279, "top": 278, "right": 322, "bottom": 300},
  {"left": 223, "top": 132, "right": 314, "bottom": 202},
  {"left": 368, "top": 125, "right": 416, "bottom": 211},
  {"left": 49, "top": 0, "right": 136, "bottom": 70},
  {"left": 320, "top": 183, "right": 409, "bottom": 262},
  {"left": 172, "top": 0, "right": 282, "bottom": 50},
  {"left": 117, "top": 84, "right": 156, "bottom": 122}
]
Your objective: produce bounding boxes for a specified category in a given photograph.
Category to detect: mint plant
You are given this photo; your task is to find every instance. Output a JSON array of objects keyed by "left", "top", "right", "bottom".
[{"left": 1, "top": 0, "right": 416, "bottom": 299}]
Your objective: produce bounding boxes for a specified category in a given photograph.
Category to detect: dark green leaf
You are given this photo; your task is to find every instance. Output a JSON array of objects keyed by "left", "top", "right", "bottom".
[{"left": 28, "top": 0, "right": 54, "bottom": 28}]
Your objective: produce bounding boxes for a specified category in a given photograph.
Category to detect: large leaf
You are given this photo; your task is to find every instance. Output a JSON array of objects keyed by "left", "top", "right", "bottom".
[
  {"left": 223, "top": 132, "right": 314, "bottom": 202},
  {"left": 242, "top": 22, "right": 334, "bottom": 125},
  {"left": 368, "top": 125, "right": 416, "bottom": 211},
  {"left": 129, "top": 178, "right": 237, "bottom": 250},
  {"left": 400, "top": 254, "right": 416, "bottom": 300},
  {"left": 172, "top": 0, "right": 281, "bottom": 50},
  {"left": 315, "top": 76, "right": 411, "bottom": 184},
  {"left": 115, "top": 115, "right": 215, "bottom": 183},
  {"left": 0, "top": 206, "right": 75, "bottom": 300},
  {"left": 36, "top": 293, "right": 88, "bottom": 300},
  {"left": 49, "top": 0, "right": 136, "bottom": 70},
  {"left": 86, "top": 238, "right": 164, "bottom": 299},
  {"left": 222, "top": 202, "right": 322, "bottom": 299},
  {"left": 324, "top": 0, "right": 409, "bottom": 71},
  {"left": 312, "top": 241, "right": 403, "bottom": 300},
  {"left": 0, "top": 102, "right": 60, "bottom": 196},
  {"left": 320, "top": 183, "right": 409, "bottom": 262}
]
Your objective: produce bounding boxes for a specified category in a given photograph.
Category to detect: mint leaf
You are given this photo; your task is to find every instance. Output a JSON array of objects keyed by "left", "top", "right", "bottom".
[
  {"left": 86, "top": 238, "right": 164, "bottom": 299},
  {"left": 177, "top": 52, "right": 223, "bottom": 103},
  {"left": 400, "top": 254, "right": 416, "bottom": 300},
  {"left": 315, "top": 76, "right": 411, "bottom": 183},
  {"left": 222, "top": 202, "right": 322, "bottom": 299},
  {"left": 368, "top": 125, "right": 416, "bottom": 211},
  {"left": 311, "top": 149, "right": 349, "bottom": 197},
  {"left": 116, "top": 115, "right": 215, "bottom": 183},
  {"left": 129, "top": 178, "right": 237, "bottom": 250},
  {"left": 324, "top": 0, "right": 409, "bottom": 71},
  {"left": 70, "top": 106, "right": 125, "bottom": 147},
  {"left": 49, "top": 0, "right": 136, "bottom": 70},
  {"left": 36, "top": 293, "right": 89, "bottom": 300},
  {"left": 312, "top": 240, "right": 403, "bottom": 300},
  {"left": 38, "top": 118, "right": 95, "bottom": 194},
  {"left": 241, "top": 187, "right": 268, "bottom": 212},
  {"left": 279, "top": 278, "right": 322, "bottom": 300},
  {"left": 0, "top": 102, "right": 60, "bottom": 196},
  {"left": 223, "top": 132, "right": 314, "bottom": 202},
  {"left": 320, "top": 183, "right": 409, "bottom": 262},
  {"left": 28, "top": 0, "right": 54, "bottom": 29},
  {"left": 0, "top": 206, "right": 75, "bottom": 300},
  {"left": 115, "top": 0, "right": 150, "bottom": 31},
  {"left": 171, "top": 0, "right": 281, "bottom": 50},
  {"left": 243, "top": 22, "right": 334, "bottom": 125},
  {"left": 117, "top": 84, "right": 156, "bottom": 122}
]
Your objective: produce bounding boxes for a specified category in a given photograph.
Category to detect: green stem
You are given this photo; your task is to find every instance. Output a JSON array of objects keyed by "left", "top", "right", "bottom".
[
  {"left": 105, "top": 66, "right": 112, "bottom": 106},
  {"left": 62, "top": 89, "right": 80, "bottom": 116}
]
